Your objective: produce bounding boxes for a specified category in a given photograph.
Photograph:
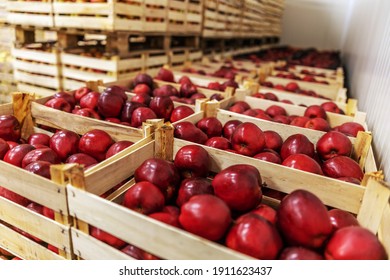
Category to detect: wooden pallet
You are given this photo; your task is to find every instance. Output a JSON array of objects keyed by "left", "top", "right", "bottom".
[
  {"left": 63, "top": 123, "right": 388, "bottom": 260},
  {"left": 0, "top": 92, "right": 155, "bottom": 260},
  {"left": 5, "top": 0, "right": 54, "bottom": 27},
  {"left": 52, "top": 0, "right": 203, "bottom": 34}
]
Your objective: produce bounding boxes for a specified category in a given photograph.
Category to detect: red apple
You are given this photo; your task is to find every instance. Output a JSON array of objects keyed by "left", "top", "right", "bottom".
[
  {"left": 133, "top": 84, "right": 152, "bottom": 96},
  {"left": 170, "top": 106, "right": 194, "bottom": 123},
  {"left": 3, "top": 144, "right": 36, "bottom": 167},
  {"left": 149, "top": 96, "right": 174, "bottom": 121},
  {"left": 174, "top": 145, "right": 210, "bottom": 179},
  {"left": 250, "top": 203, "right": 277, "bottom": 225},
  {"left": 21, "top": 148, "right": 60, "bottom": 168},
  {"left": 265, "top": 105, "right": 287, "bottom": 118},
  {"left": 228, "top": 103, "right": 246, "bottom": 114},
  {"left": 179, "top": 194, "right": 231, "bottom": 241},
  {"left": 173, "top": 121, "right": 208, "bottom": 144},
  {"left": 74, "top": 87, "right": 92, "bottom": 102},
  {"left": 277, "top": 189, "right": 333, "bottom": 248},
  {"left": 73, "top": 108, "right": 101, "bottom": 120},
  {"left": 254, "top": 151, "right": 282, "bottom": 164},
  {"left": 90, "top": 226, "right": 126, "bottom": 249},
  {"left": 79, "top": 129, "right": 114, "bottom": 162},
  {"left": 134, "top": 158, "right": 180, "bottom": 201},
  {"left": 162, "top": 205, "right": 180, "bottom": 217},
  {"left": 153, "top": 85, "right": 179, "bottom": 97},
  {"left": 321, "top": 101, "right": 342, "bottom": 114},
  {"left": 0, "top": 115, "right": 21, "bottom": 141},
  {"left": 49, "top": 130, "right": 80, "bottom": 161},
  {"left": 316, "top": 131, "right": 352, "bottom": 160},
  {"left": 105, "top": 140, "right": 133, "bottom": 159},
  {"left": 179, "top": 83, "right": 197, "bottom": 98},
  {"left": 133, "top": 73, "right": 154, "bottom": 89},
  {"left": 155, "top": 67, "right": 175, "bottom": 83},
  {"left": 176, "top": 177, "right": 213, "bottom": 207},
  {"left": 325, "top": 226, "right": 387, "bottom": 260},
  {"left": 122, "top": 181, "right": 165, "bottom": 214},
  {"left": 120, "top": 101, "right": 146, "bottom": 123},
  {"left": 273, "top": 115, "right": 290, "bottom": 124},
  {"left": 27, "top": 133, "right": 50, "bottom": 147},
  {"left": 205, "top": 137, "right": 231, "bottom": 150},
  {"left": 130, "top": 107, "right": 157, "bottom": 128},
  {"left": 290, "top": 116, "right": 310, "bottom": 127},
  {"left": 231, "top": 122, "right": 265, "bottom": 156},
  {"left": 121, "top": 244, "right": 144, "bottom": 259},
  {"left": 304, "top": 105, "right": 327, "bottom": 119},
  {"left": 131, "top": 93, "right": 151, "bottom": 106},
  {"left": 0, "top": 138, "right": 10, "bottom": 160},
  {"left": 328, "top": 208, "right": 359, "bottom": 232},
  {"left": 322, "top": 156, "right": 364, "bottom": 180},
  {"left": 304, "top": 117, "right": 331, "bottom": 132},
  {"left": 207, "top": 82, "right": 222, "bottom": 91},
  {"left": 222, "top": 120, "right": 242, "bottom": 140},
  {"left": 282, "top": 154, "right": 324, "bottom": 175},
  {"left": 279, "top": 247, "right": 324, "bottom": 260},
  {"left": 212, "top": 164, "right": 262, "bottom": 212},
  {"left": 285, "top": 82, "right": 299, "bottom": 92},
  {"left": 97, "top": 90, "right": 125, "bottom": 118},
  {"left": 226, "top": 213, "right": 283, "bottom": 259},
  {"left": 53, "top": 91, "right": 76, "bottom": 108},
  {"left": 337, "top": 176, "right": 361, "bottom": 184},
  {"left": 65, "top": 153, "right": 98, "bottom": 168},
  {"left": 337, "top": 122, "right": 365, "bottom": 137},
  {"left": 44, "top": 98, "right": 72, "bottom": 113},
  {"left": 196, "top": 117, "right": 223, "bottom": 138},
  {"left": 264, "top": 92, "right": 279, "bottom": 101},
  {"left": 149, "top": 212, "right": 180, "bottom": 228},
  {"left": 280, "top": 134, "right": 315, "bottom": 160},
  {"left": 264, "top": 130, "right": 283, "bottom": 152},
  {"left": 79, "top": 91, "right": 100, "bottom": 110},
  {"left": 24, "top": 161, "right": 52, "bottom": 179}
]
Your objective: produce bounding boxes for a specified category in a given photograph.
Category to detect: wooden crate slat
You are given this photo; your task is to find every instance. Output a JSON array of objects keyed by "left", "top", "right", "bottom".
[
  {"left": 12, "top": 49, "right": 58, "bottom": 64},
  {"left": 0, "top": 197, "right": 71, "bottom": 250},
  {"left": 13, "top": 60, "right": 60, "bottom": 77},
  {"left": 71, "top": 229, "right": 133, "bottom": 260},
  {"left": 0, "top": 161, "right": 67, "bottom": 213},
  {"left": 16, "top": 83, "right": 58, "bottom": 98},
  {"left": 14, "top": 70, "right": 60, "bottom": 89},
  {"left": 60, "top": 53, "right": 117, "bottom": 72},
  {"left": 0, "top": 223, "right": 64, "bottom": 260}
]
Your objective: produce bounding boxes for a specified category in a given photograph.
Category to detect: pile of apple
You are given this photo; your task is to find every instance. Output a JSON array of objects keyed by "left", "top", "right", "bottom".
[
  {"left": 228, "top": 100, "right": 359, "bottom": 133},
  {"left": 260, "top": 80, "right": 330, "bottom": 99},
  {"left": 89, "top": 145, "right": 387, "bottom": 260},
  {"left": 173, "top": 115, "right": 366, "bottom": 184},
  {"left": 251, "top": 91, "right": 345, "bottom": 113},
  {"left": 274, "top": 72, "right": 330, "bottom": 85},
  {"left": 154, "top": 67, "right": 238, "bottom": 101},
  {"left": 43, "top": 78, "right": 196, "bottom": 126},
  {"left": 0, "top": 114, "right": 134, "bottom": 252}
]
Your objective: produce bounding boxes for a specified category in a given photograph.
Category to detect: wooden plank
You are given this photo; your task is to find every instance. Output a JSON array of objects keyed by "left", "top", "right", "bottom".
[
  {"left": 0, "top": 223, "right": 64, "bottom": 260},
  {"left": 71, "top": 229, "right": 133, "bottom": 260},
  {"left": 378, "top": 201, "right": 390, "bottom": 258},
  {"left": 0, "top": 197, "right": 71, "bottom": 251},
  {"left": 60, "top": 53, "right": 117, "bottom": 72},
  {"left": 13, "top": 60, "right": 60, "bottom": 76},
  {"left": 0, "top": 161, "right": 68, "bottom": 212},
  {"left": 67, "top": 185, "right": 252, "bottom": 260},
  {"left": 12, "top": 48, "right": 58, "bottom": 64},
  {"left": 358, "top": 177, "right": 390, "bottom": 235},
  {"left": 31, "top": 100, "right": 145, "bottom": 143},
  {"left": 16, "top": 83, "right": 57, "bottom": 98},
  {"left": 0, "top": 102, "right": 13, "bottom": 115},
  {"left": 83, "top": 141, "right": 154, "bottom": 196},
  {"left": 352, "top": 131, "right": 373, "bottom": 170},
  {"left": 14, "top": 70, "right": 60, "bottom": 89}
]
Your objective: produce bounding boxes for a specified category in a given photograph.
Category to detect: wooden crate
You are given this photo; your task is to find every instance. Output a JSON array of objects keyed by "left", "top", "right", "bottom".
[
  {"left": 203, "top": 0, "right": 244, "bottom": 38},
  {"left": 183, "top": 105, "right": 377, "bottom": 174},
  {"left": 5, "top": 0, "right": 54, "bottom": 27},
  {"left": 289, "top": 65, "right": 344, "bottom": 80},
  {"left": 0, "top": 92, "right": 154, "bottom": 260},
  {"left": 265, "top": 75, "right": 347, "bottom": 103},
  {"left": 53, "top": 0, "right": 203, "bottom": 34},
  {"left": 64, "top": 124, "right": 388, "bottom": 260},
  {"left": 170, "top": 48, "right": 203, "bottom": 67}
]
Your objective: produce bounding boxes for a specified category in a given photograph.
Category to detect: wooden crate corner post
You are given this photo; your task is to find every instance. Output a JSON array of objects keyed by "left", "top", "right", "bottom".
[
  {"left": 12, "top": 92, "right": 35, "bottom": 140},
  {"left": 351, "top": 131, "right": 373, "bottom": 170},
  {"left": 154, "top": 123, "right": 174, "bottom": 161}
]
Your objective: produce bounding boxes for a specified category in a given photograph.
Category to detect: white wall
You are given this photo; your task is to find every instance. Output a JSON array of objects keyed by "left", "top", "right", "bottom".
[
  {"left": 280, "top": 0, "right": 353, "bottom": 50},
  {"left": 342, "top": 0, "right": 390, "bottom": 178},
  {"left": 280, "top": 0, "right": 390, "bottom": 179}
]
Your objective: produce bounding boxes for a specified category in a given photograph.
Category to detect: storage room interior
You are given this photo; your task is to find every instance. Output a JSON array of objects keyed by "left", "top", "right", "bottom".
[{"left": 0, "top": 0, "right": 389, "bottom": 261}]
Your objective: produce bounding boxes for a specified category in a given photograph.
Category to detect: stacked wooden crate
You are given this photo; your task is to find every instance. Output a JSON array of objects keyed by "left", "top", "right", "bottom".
[{"left": 0, "top": 21, "right": 16, "bottom": 103}]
